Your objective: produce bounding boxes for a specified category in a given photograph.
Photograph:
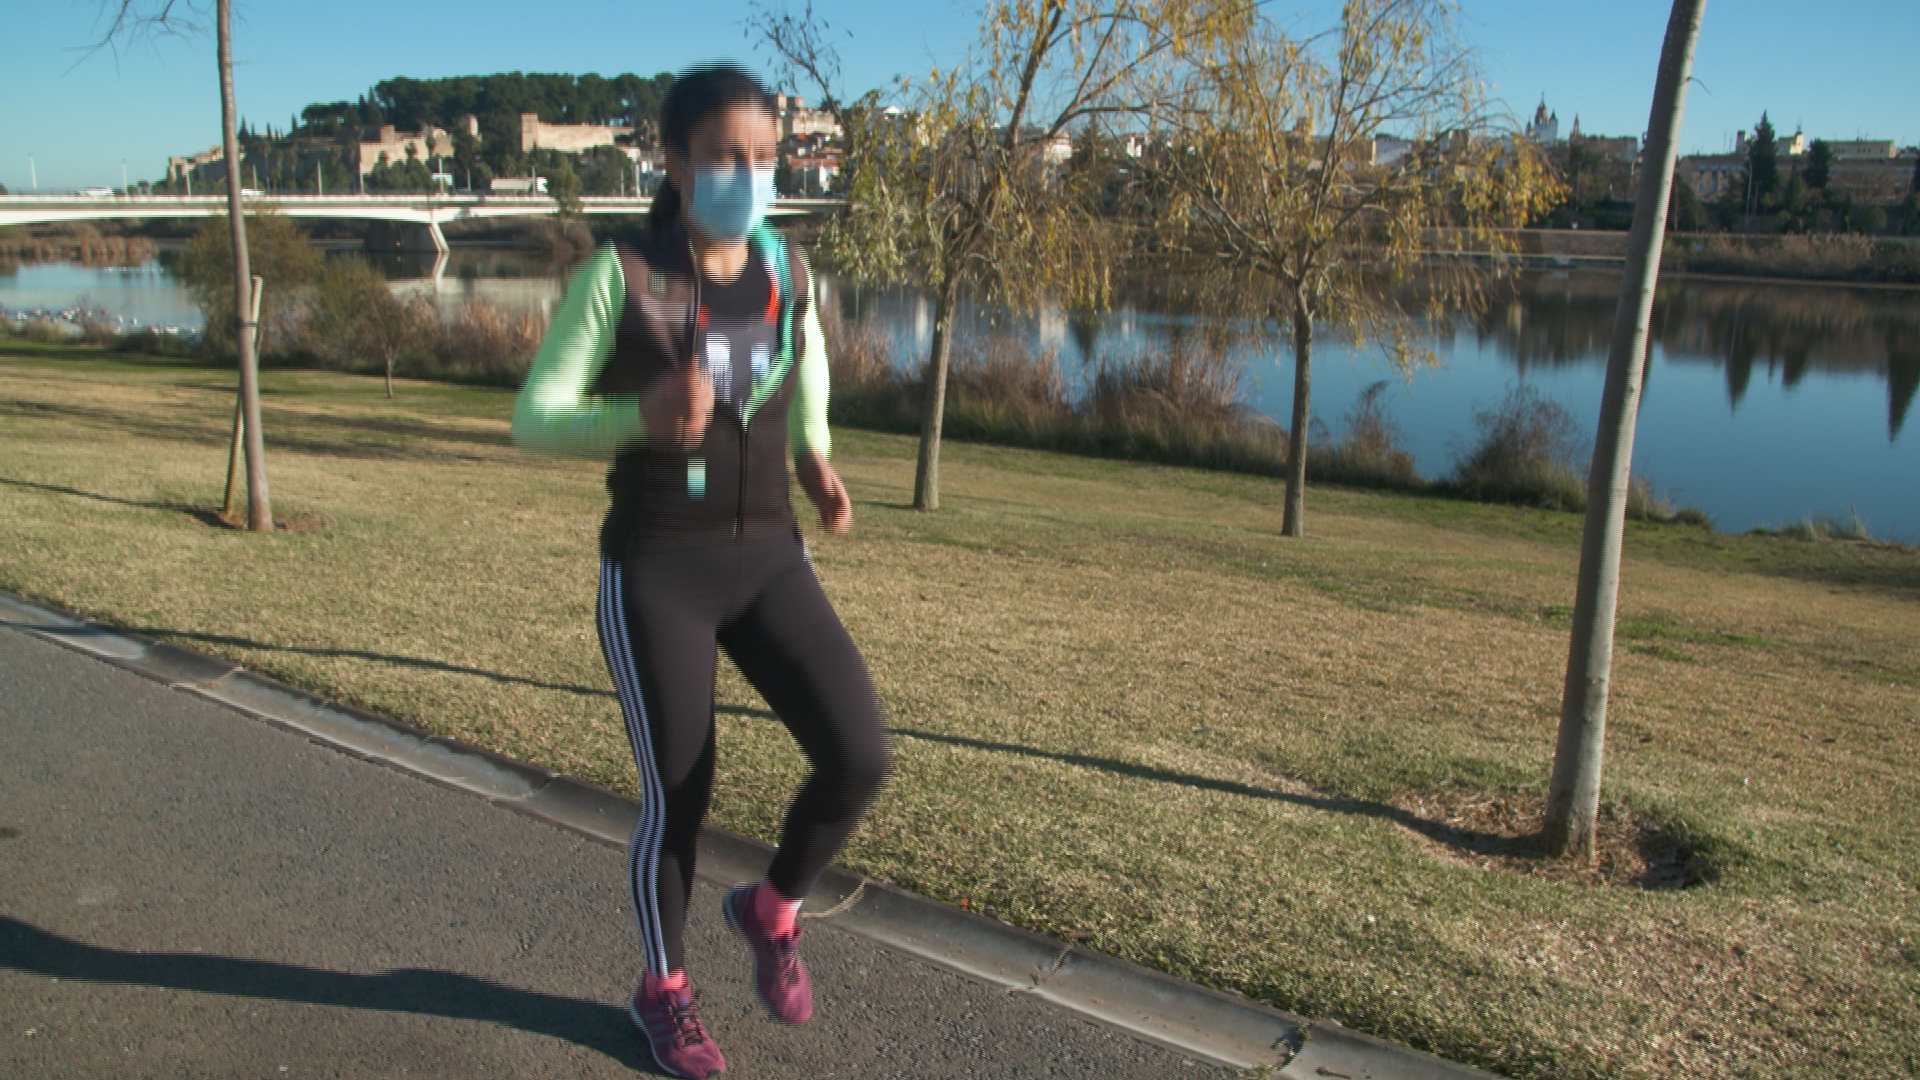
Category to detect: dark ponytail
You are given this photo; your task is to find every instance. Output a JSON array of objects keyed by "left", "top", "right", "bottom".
[
  {"left": 647, "top": 63, "right": 777, "bottom": 235},
  {"left": 648, "top": 179, "right": 683, "bottom": 234}
]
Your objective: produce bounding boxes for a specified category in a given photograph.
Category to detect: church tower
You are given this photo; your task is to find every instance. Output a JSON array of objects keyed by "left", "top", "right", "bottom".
[{"left": 1526, "top": 97, "right": 1560, "bottom": 144}]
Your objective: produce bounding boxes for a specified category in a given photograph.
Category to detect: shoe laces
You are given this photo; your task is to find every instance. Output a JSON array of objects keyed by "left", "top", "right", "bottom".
[
  {"left": 665, "top": 994, "right": 710, "bottom": 1047},
  {"left": 769, "top": 932, "right": 803, "bottom": 986}
]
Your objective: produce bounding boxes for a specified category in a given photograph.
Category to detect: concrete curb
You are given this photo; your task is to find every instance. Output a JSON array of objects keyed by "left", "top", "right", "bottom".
[{"left": 1, "top": 587, "right": 1500, "bottom": 1079}]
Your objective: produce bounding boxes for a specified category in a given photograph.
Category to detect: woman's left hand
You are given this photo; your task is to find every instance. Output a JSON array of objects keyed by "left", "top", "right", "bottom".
[{"left": 795, "top": 450, "right": 852, "bottom": 535}]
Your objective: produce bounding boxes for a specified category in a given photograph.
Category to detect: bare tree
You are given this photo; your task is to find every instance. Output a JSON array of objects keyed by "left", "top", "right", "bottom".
[
  {"left": 777, "top": 0, "right": 1220, "bottom": 510},
  {"left": 363, "top": 297, "right": 432, "bottom": 400},
  {"left": 745, "top": 0, "right": 851, "bottom": 125},
  {"left": 1148, "top": 0, "right": 1559, "bottom": 536},
  {"left": 310, "top": 255, "right": 430, "bottom": 398},
  {"left": 93, "top": 0, "right": 273, "bottom": 529},
  {"left": 1545, "top": 0, "right": 1708, "bottom": 862}
]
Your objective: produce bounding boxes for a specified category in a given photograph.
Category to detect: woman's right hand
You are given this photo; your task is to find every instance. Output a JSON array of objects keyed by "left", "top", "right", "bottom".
[{"left": 639, "top": 362, "right": 714, "bottom": 451}]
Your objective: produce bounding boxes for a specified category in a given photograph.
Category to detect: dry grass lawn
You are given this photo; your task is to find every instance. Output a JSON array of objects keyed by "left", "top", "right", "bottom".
[{"left": 2, "top": 342, "right": 1917, "bottom": 1079}]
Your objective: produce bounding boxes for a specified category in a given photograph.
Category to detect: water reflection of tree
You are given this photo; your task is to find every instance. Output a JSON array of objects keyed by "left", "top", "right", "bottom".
[
  {"left": 0, "top": 227, "right": 158, "bottom": 270},
  {"left": 820, "top": 267, "right": 1920, "bottom": 441},
  {"left": 1068, "top": 309, "right": 1104, "bottom": 366},
  {"left": 1888, "top": 325, "right": 1920, "bottom": 441},
  {"left": 1468, "top": 272, "right": 1920, "bottom": 439},
  {"left": 1724, "top": 328, "right": 1755, "bottom": 408}
]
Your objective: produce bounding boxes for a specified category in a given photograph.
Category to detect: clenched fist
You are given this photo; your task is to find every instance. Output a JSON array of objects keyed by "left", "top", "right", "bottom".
[{"left": 640, "top": 362, "right": 714, "bottom": 452}]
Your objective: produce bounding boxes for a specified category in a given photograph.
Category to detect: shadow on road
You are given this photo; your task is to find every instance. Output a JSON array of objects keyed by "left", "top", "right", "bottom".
[{"left": 0, "top": 915, "right": 660, "bottom": 1073}]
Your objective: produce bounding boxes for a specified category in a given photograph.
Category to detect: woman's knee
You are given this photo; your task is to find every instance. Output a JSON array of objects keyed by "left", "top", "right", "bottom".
[
  {"left": 816, "top": 724, "right": 892, "bottom": 810},
  {"left": 847, "top": 734, "right": 893, "bottom": 800}
]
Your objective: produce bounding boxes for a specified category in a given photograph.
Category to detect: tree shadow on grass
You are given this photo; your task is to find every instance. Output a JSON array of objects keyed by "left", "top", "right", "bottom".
[
  {"left": 0, "top": 398, "right": 496, "bottom": 464},
  {"left": 0, "top": 475, "right": 232, "bottom": 528},
  {"left": 0, "top": 916, "right": 659, "bottom": 1073},
  {"left": 288, "top": 409, "right": 512, "bottom": 448},
  {"left": 0, "top": 397, "right": 232, "bottom": 449},
  {"left": 888, "top": 727, "right": 1706, "bottom": 890},
  {"left": 0, "top": 477, "right": 333, "bottom": 533},
  {"left": 1, "top": 475, "right": 190, "bottom": 512},
  {"left": 893, "top": 725, "right": 1385, "bottom": 814},
  {"left": 131, "top": 625, "right": 617, "bottom": 701}
]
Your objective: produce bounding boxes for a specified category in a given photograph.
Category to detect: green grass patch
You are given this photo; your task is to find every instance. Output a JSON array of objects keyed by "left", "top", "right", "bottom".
[
  {"left": 1626, "top": 642, "right": 1697, "bottom": 663},
  {"left": 4, "top": 345, "right": 1918, "bottom": 1079},
  {"left": 1535, "top": 608, "right": 1779, "bottom": 654},
  {"left": 1616, "top": 617, "right": 1771, "bottom": 650}
]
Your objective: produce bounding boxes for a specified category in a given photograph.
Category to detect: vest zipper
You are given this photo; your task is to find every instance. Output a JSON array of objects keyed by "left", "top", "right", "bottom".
[
  {"left": 735, "top": 423, "right": 747, "bottom": 539},
  {"left": 736, "top": 241, "right": 780, "bottom": 541}
]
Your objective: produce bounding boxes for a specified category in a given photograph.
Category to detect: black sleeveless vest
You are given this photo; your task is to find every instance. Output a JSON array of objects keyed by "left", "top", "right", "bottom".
[{"left": 591, "top": 221, "right": 813, "bottom": 552}]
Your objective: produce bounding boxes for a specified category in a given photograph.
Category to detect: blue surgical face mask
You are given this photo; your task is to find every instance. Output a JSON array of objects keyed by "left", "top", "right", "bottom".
[{"left": 687, "top": 164, "right": 776, "bottom": 243}]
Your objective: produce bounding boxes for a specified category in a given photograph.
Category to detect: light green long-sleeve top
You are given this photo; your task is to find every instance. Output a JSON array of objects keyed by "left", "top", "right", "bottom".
[{"left": 510, "top": 241, "right": 832, "bottom": 455}]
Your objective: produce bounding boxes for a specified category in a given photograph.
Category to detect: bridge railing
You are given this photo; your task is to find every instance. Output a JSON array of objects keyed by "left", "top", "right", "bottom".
[
  {"left": 0, "top": 193, "right": 843, "bottom": 207},
  {"left": 0, "top": 193, "right": 842, "bottom": 229}
]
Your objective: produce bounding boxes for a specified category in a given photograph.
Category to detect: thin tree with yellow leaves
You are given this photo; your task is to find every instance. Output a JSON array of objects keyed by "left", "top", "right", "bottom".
[
  {"left": 1149, "top": 0, "right": 1561, "bottom": 536},
  {"left": 812, "top": 0, "right": 1225, "bottom": 510}
]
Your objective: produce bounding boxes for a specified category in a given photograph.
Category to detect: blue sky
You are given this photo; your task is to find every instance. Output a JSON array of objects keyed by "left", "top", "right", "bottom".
[{"left": 4, "top": 0, "right": 1916, "bottom": 191}]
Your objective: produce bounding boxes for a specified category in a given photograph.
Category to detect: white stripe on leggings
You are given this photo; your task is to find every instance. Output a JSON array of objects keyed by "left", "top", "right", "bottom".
[{"left": 598, "top": 557, "right": 672, "bottom": 976}]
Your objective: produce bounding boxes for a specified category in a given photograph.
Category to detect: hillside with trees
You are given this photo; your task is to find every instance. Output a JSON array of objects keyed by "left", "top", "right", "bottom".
[
  {"left": 150, "top": 72, "right": 675, "bottom": 197},
  {"left": 306, "top": 71, "right": 672, "bottom": 195},
  {"left": 1535, "top": 108, "right": 1919, "bottom": 238}
]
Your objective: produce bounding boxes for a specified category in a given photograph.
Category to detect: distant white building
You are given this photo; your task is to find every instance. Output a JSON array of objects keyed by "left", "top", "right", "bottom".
[
  {"left": 1371, "top": 135, "right": 1413, "bottom": 167},
  {"left": 622, "top": 147, "right": 667, "bottom": 195},
  {"left": 1827, "top": 139, "right": 1897, "bottom": 161},
  {"left": 1525, "top": 98, "right": 1560, "bottom": 145},
  {"left": 773, "top": 94, "right": 841, "bottom": 142},
  {"left": 1677, "top": 153, "right": 1743, "bottom": 201},
  {"left": 1678, "top": 132, "right": 1913, "bottom": 206},
  {"left": 784, "top": 150, "right": 840, "bottom": 195}
]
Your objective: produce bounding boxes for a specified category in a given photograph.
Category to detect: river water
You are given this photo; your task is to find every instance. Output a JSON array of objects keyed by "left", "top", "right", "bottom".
[{"left": 5, "top": 253, "right": 1915, "bottom": 540}]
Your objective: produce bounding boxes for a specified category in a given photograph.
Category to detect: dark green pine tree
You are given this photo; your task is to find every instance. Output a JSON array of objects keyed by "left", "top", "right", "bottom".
[{"left": 1804, "top": 139, "right": 1832, "bottom": 189}]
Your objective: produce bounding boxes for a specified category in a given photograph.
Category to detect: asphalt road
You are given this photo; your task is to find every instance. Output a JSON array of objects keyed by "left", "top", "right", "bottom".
[{"left": 0, "top": 623, "right": 1228, "bottom": 1080}]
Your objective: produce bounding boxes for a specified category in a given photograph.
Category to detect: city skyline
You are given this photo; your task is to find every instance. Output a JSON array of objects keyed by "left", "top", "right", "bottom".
[{"left": 3, "top": 0, "right": 1916, "bottom": 192}]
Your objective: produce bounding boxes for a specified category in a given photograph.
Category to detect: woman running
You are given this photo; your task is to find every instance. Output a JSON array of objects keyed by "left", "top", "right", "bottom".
[{"left": 511, "top": 64, "right": 891, "bottom": 1079}]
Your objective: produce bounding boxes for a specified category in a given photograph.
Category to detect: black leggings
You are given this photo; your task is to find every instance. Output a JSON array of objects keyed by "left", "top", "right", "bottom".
[{"left": 596, "top": 536, "right": 890, "bottom": 976}]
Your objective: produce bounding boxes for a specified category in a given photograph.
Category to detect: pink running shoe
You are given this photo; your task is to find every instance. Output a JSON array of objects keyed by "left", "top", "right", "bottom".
[
  {"left": 723, "top": 884, "right": 814, "bottom": 1024},
  {"left": 628, "top": 984, "right": 727, "bottom": 1078}
]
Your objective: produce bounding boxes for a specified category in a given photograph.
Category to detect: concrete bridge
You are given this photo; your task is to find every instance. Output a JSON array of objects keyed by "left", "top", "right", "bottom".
[{"left": 0, "top": 193, "right": 844, "bottom": 255}]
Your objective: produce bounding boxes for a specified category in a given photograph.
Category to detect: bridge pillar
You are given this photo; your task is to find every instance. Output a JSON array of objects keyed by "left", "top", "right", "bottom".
[{"left": 364, "top": 220, "right": 448, "bottom": 255}]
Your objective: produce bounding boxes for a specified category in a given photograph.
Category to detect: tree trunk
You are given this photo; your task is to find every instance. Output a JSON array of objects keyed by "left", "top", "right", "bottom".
[
  {"left": 222, "top": 275, "right": 263, "bottom": 517},
  {"left": 218, "top": 0, "right": 272, "bottom": 531},
  {"left": 1546, "top": 0, "right": 1706, "bottom": 862},
  {"left": 385, "top": 357, "right": 395, "bottom": 399},
  {"left": 1281, "top": 295, "right": 1312, "bottom": 538},
  {"left": 912, "top": 274, "right": 960, "bottom": 512}
]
